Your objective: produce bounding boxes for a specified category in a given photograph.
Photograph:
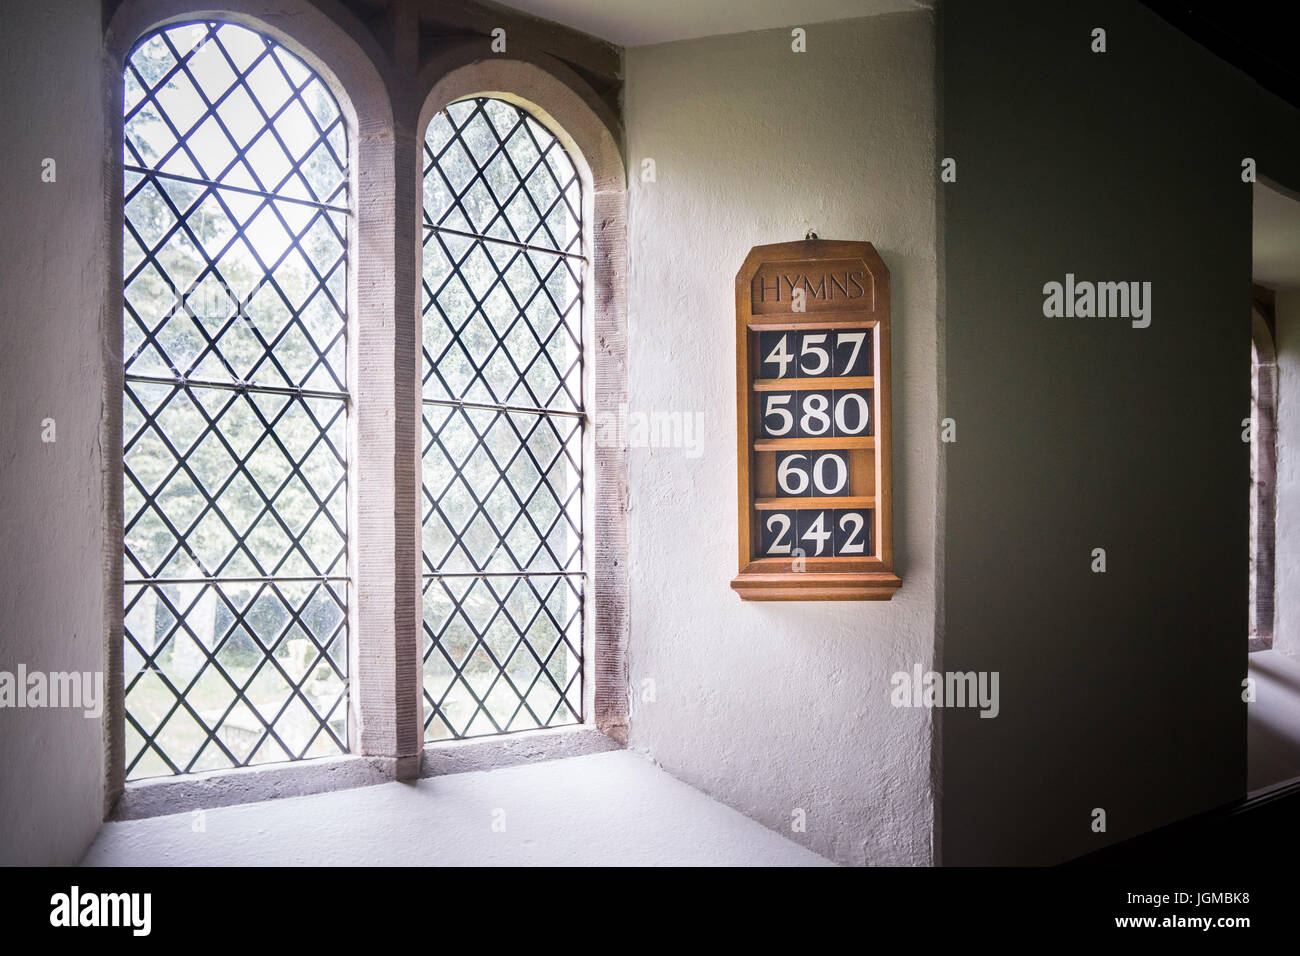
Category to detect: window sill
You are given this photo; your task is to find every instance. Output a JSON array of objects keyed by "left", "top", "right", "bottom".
[
  {"left": 110, "top": 754, "right": 403, "bottom": 821},
  {"left": 420, "top": 724, "right": 622, "bottom": 777},
  {"left": 110, "top": 726, "right": 622, "bottom": 821}
]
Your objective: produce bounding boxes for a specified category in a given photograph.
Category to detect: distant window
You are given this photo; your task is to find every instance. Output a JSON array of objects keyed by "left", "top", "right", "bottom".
[
  {"left": 121, "top": 21, "right": 350, "bottom": 777},
  {"left": 1250, "top": 305, "right": 1277, "bottom": 649},
  {"left": 419, "top": 97, "right": 585, "bottom": 739}
]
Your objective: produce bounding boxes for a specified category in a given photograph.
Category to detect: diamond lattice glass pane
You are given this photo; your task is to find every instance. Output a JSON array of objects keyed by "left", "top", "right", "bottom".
[
  {"left": 126, "top": 22, "right": 346, "bottom": 206},
  {"left": 421, "top": 97, "right": 584, "bottom": 742},
  {"left": 422, "top": 574, "right": 582, "bottom": 740},
  {"left": 124, "top": 386, "right": 345, "bottom": 580},
  {"left": 421, "top": 408, "right": 581, "bottom": 575},
  {"left": 123, "top": 579, "right": 347, "bottom": 780},
  {"left": 422, "top": 235, "right": 582, "bottom": 412},
  {"left": 123, "top": 20, "right": 349, "bottom": 779},
  {"left": 422, "top": 97, "right": 581, "bottom": 258},
  {"left": 125, "top": 188, "right": 346, "bottom": 391}
]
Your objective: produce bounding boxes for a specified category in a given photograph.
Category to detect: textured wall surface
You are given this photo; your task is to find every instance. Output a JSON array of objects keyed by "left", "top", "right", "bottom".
[
  {"left": 622, "top": 13, "right": 939, "bottom": 866},
  {"left": 0, "top": 0, "right": 108, "bottom": 865}
]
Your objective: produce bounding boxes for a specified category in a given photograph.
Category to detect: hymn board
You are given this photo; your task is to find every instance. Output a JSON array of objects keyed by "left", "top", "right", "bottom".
[{"left": 731, "top": 239, "right": 901, "bottom": 601}]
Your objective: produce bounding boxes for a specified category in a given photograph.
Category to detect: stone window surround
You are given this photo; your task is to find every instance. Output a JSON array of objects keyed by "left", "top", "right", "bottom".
[{"left": 101, "top": 0, "right": 629, "bottom": 820}]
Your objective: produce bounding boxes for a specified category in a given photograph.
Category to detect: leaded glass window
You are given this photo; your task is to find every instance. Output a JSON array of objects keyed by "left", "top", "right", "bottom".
[
  {"left": 121, "top": 21, "right": 349, "bottom": 778},
  {"left": 421, "top": 97, "right": 585, "bottom": 740}
]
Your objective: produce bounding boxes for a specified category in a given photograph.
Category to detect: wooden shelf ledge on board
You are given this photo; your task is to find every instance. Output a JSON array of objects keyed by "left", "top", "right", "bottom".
[
  {"left": 730, "top": 571, "right": 902, "bottom": 601},
  {"left": 753, "top": 436, "right": 875, "bottom": 451},
  {"left": 754, "top": 496, "right": 874, "bottom": 511},
  {"left": 752, "top": 376, "right": 874, "bottom": 392}
]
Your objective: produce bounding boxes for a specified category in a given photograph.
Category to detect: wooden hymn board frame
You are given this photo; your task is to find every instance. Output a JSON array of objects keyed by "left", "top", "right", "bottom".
[{"left": 731, "top": 239, "right": 902, "bottom": 601}]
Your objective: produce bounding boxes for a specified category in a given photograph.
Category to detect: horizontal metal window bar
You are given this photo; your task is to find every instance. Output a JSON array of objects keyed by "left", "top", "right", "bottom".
[
  {"left": 421, "top": 396, "right": 584, "bottom": 419},
  {"left": 126, "top": 575, "right": 349, "bottom": 585},
  {"left": 125, "top": 373, "right": 349, "bottom": 402},
  {"left": 126, "top": 164, "right": 352, "bottom": 216},
  {"left": 423, "top": 570, "right": 586, "bottom": 579},
  {"left": 422, "top": 222, "right": 587, "bottom": 263}
]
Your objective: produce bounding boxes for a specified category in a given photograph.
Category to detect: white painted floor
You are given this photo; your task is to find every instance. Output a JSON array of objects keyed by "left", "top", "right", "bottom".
[
  {"left": 82, "top": 750, "right": 833, "bottom": 866},
  {"left": 1248, "top": 649, "right": 1300, "bottom": 791}
]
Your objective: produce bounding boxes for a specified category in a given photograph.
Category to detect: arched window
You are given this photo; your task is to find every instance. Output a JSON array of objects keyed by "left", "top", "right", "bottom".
[
  {"left": 420, "top": 97, "right": 585, "bottom": 739},
  {"left": 121, "top": 21, "right": 350, "bottom": 777}
]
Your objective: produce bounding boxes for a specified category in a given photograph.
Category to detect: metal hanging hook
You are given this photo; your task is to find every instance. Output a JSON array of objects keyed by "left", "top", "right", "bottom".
[{"left": 805, "top": 230, "right": 818, "bottom": 240}]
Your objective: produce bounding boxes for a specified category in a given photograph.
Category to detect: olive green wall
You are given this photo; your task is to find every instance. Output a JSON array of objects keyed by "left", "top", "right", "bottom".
[{"left": 939, "top": 0, "right": 1300, "bottom": 865}]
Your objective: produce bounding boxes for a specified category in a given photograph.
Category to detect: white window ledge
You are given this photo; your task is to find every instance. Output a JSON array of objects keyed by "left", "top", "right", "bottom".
[{"left": 111, "top": 726, "right": 621, "bottom": 821}]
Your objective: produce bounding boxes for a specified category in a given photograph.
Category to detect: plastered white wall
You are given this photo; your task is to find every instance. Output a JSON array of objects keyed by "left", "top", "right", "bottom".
[
  {"left": 1275, "top": 292, "right": 1300, "bottom": 661},
  {"left": 622, "top": 12, "right": 938, "bottom": 865},
  {"left": 0, "top": 0, "right": 108, "bottom": 863}
]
